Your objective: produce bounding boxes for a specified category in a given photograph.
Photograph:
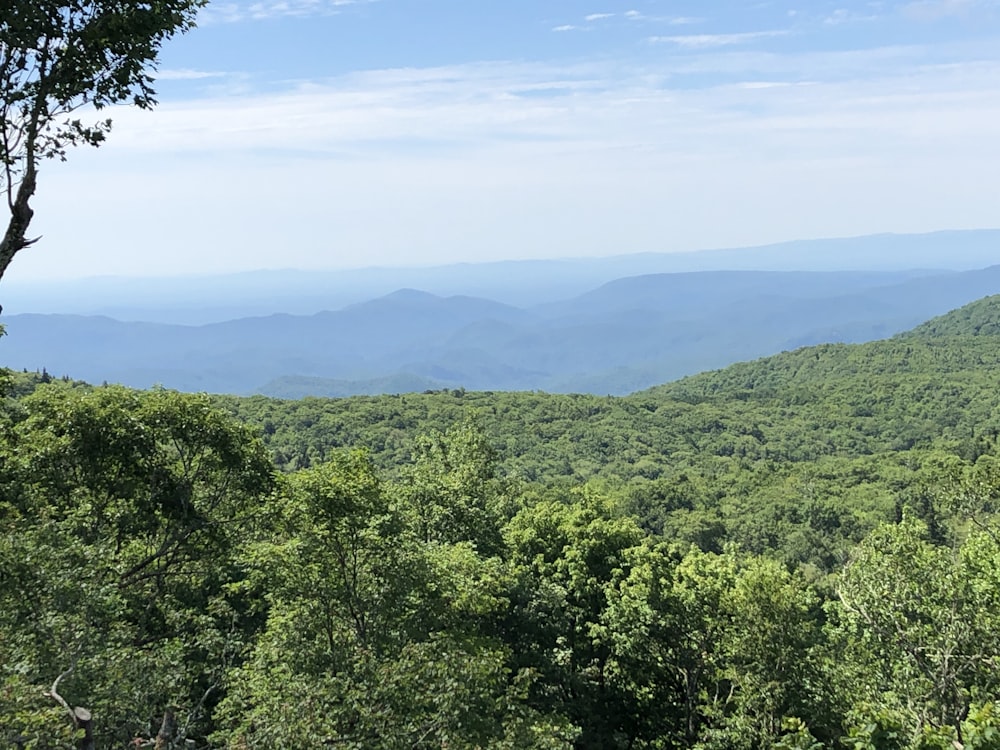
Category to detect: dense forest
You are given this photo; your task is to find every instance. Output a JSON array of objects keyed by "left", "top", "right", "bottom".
[{"left": 4, "top": 296, "right": 1000, "bottom": 748}]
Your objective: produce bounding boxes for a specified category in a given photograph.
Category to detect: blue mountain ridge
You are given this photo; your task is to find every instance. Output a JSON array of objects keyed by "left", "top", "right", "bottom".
[{"left": 4, "top": 264, "right": 1000, "bottom": 396}]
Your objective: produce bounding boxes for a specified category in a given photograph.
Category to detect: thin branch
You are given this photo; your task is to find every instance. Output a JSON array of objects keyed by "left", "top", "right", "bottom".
[{"left": 44, "top": 664, "right": 77, "bottom": 726}]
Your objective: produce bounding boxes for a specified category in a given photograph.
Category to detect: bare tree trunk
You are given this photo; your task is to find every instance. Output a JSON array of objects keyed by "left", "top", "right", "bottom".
[
  {"left": 0, "top": 159, "right": 39, "bottom": 306},
  {"left": 73, "top": 707, "right": 95, "bottom": 750},
  {"left": 154, "top": 708, "right": 177, "bottom": 750}
]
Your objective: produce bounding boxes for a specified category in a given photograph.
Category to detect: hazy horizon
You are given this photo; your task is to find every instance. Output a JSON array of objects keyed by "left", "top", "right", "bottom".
[
  {"left": 4, "top": 227, "right": 998, "bottom": 286},
  {"left": 0, "top": 229, "right": 997, "bottom": 329}
]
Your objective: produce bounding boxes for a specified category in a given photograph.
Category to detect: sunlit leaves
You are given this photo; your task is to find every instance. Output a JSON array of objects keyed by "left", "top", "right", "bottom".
[
  {"left": 0, "top": 385, "right": 274, "bottom": 746},
  {"left": 836, "top": 518, "right": 1000, "bottom": 742}
]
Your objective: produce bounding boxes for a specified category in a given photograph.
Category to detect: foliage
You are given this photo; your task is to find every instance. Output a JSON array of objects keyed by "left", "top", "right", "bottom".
[
  {"left": 0, "top": 385, "right": 274, "bottom": 747},
  {"left": 835, "top": 519, "right": 1000, "bottom": 743},
  {"left": 6, "top": 298, "right": 1000, "bottom": 746}
]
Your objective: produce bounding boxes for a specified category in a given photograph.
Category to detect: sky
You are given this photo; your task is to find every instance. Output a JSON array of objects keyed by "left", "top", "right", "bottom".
[{"left": 10, "top": 0, "right": 1000, "bottom": 280}]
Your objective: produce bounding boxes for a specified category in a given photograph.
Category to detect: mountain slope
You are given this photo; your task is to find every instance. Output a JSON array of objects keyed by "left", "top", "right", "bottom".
[
  {"left": 901, "top": 293, "right": 1000, "bottom": 338},
  {"left": 4, "top": 268, "right": 1000, "bottom": 396},
  {"left": 642, "top": 293, "right": 1000, "bottom": 407}
]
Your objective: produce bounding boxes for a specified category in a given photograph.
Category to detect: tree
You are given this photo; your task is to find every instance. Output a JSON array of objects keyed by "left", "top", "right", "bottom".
[
  {"left": 603, "top": 544, "right": 828, "bottom": 749},
  {"left": 834, "top": 518, "right": 1000, "bottom": 745},
  {"left": 400, "top": 419, "right": 513, "bottom": 558},
  {"left": 0, "top": 385, "right": 276, "bottom": 747},
  {"left": 0, "top": 0, "right": 205, "bottom": 294},
  {"left": 503, "top": 491, "right": 645, "bottom": 748},
  {"left": 217, "top": 451, "right": 553, "bottom": 749}
]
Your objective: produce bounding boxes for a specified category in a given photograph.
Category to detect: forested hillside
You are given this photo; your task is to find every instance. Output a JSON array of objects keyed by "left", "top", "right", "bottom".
[{"left": 4, "top": 297, "right": 1000, "bottom": 748}]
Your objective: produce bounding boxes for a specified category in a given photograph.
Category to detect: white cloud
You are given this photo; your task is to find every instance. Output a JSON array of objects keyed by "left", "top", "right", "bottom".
[
  {"left": 552, "top": 24, "right": 580, "bottom": 32},
  {"left": 85, "top": 45, "right": 1000, "bottom": 162},
  {"left": 157, "top": 68, "right": 231, "bottom": 80},
  {"left": 824, "top": 8, "right": 880, "bottom": 23},
  {"left": 651, "top": 30, "right": 790, "bottom": 48},
  {"left": 585, "top": 13, "right": 614, "bottom": 21},
  {"left": 16, "top": 41, "right": 1000, "bottom": 279},
  {"left": 625, "top": 10, "right": 702, "bottom": 24},
  {"left": 198, "top": 0, "right": 371, "bottom": 24}
]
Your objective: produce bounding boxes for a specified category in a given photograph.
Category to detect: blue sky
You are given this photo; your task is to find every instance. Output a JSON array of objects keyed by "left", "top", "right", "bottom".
[{"left": 13, "top": 0, "right": 1000, "bottom": 279}]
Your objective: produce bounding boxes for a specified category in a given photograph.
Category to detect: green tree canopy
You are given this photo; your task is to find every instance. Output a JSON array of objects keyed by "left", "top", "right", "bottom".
[{"left": 0, "top": 385, "right": 275, "bottom": 747}]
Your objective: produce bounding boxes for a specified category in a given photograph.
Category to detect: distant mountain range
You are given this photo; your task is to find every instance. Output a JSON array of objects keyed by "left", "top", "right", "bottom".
[
  {"left": 4, "top": 259, "right": 1000, "bottom": 396},
  {"left": 2, "top": 229, "right": 998, "bottom": 324}
]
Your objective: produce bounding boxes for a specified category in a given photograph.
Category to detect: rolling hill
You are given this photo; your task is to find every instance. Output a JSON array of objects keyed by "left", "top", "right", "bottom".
[{"left": 4, "top": 265, "right": 1000, "bottom": 396}]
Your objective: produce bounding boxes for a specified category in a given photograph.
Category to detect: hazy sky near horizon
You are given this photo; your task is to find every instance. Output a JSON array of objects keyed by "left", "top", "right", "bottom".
[{"left": 9, "top": 0, "right": 1000, "bottom": 280}]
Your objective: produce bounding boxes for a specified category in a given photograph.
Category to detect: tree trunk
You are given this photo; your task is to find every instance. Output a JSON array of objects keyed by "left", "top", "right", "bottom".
[
  {"left": 0, "top": 159, "right": 38, "bottom": 304},
  {"left": 73, "top": 707, "right": 95, "bottom": 750},
  {"left": 154, "top": 708, "right": 177, "bottom": 750}
]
